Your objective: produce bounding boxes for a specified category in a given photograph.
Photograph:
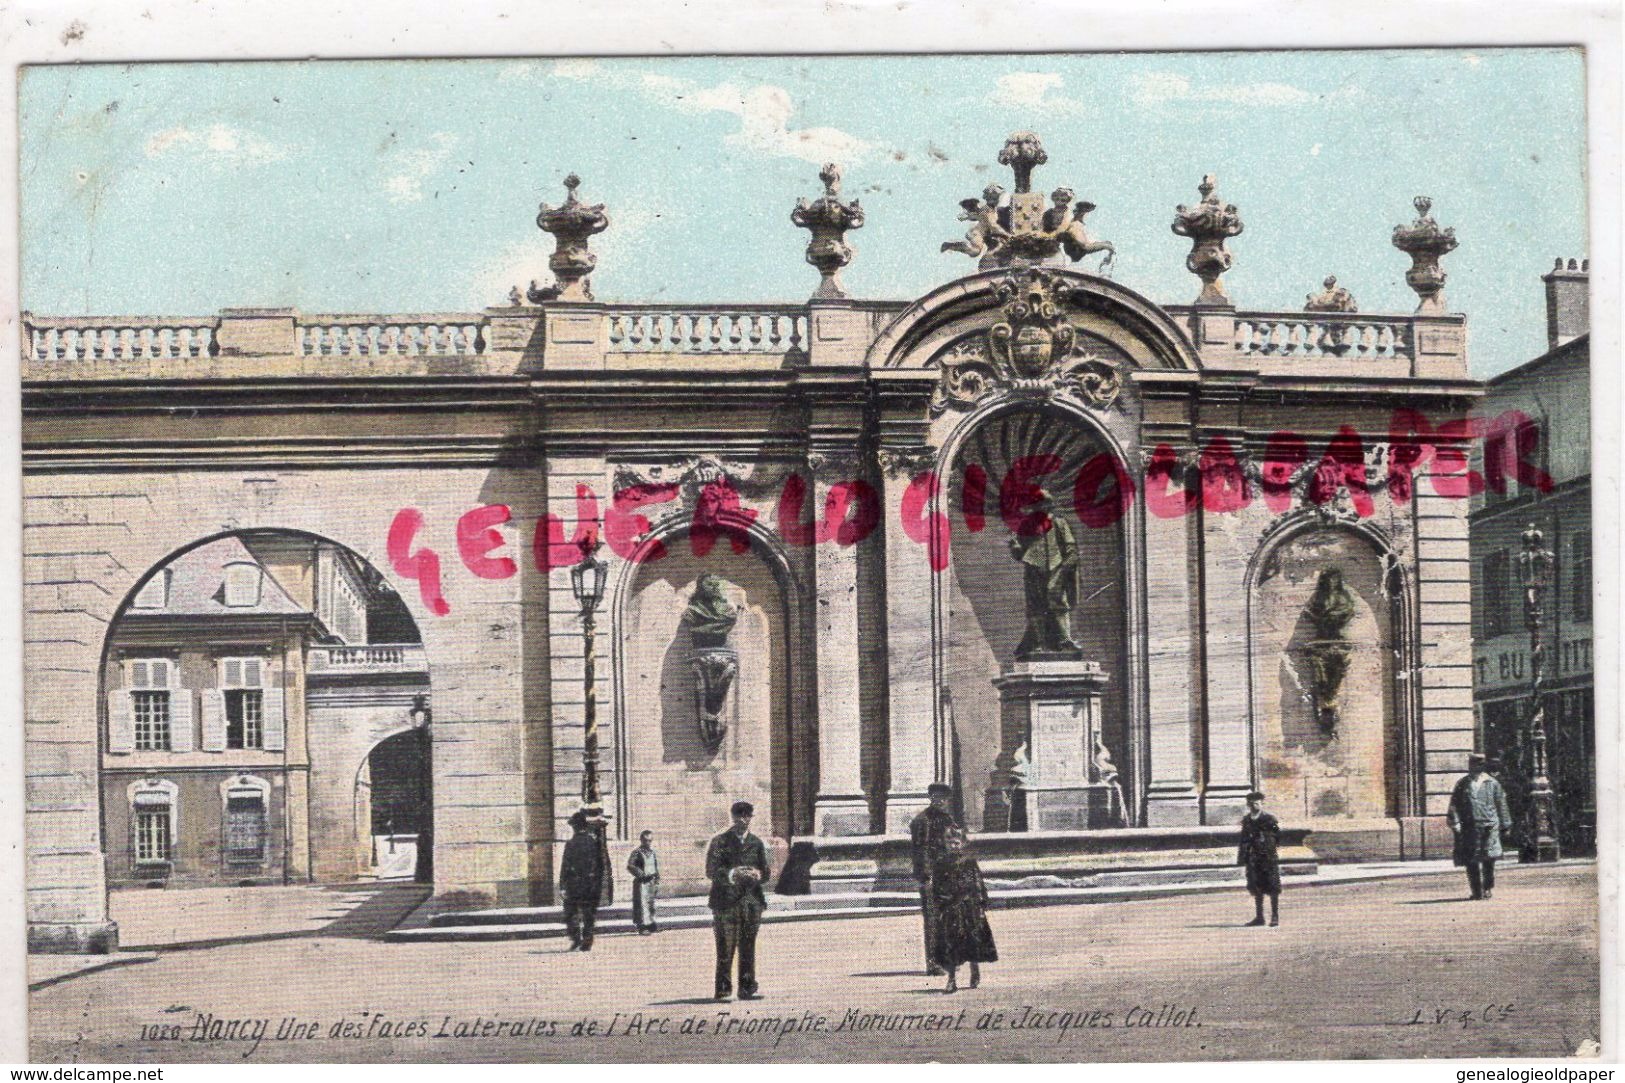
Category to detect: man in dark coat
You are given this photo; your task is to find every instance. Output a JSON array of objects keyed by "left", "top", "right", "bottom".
[
  {"left": 910, "top": 782, "right": 959, "bottom": 976},
  {"left": 1237, "top": 790, "right": 1282, "bottom": 926},
  {"left": 706, "top": 801, "right": 771, "bottom": 1000},
  {"left": 1449, "top": 753, "right": 1513, "bottom": 899},
  {"left": 559, "top": 804, "right": 612, "bottom": 951}
]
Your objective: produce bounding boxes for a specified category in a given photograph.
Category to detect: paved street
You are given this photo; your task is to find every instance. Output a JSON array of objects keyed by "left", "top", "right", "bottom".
[{"left": 29, "top": 864, "right": 1599, "bottom": 1063}]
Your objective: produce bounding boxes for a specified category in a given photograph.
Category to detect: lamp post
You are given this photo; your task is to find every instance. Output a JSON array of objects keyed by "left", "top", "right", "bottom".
[
  {"left": 570, "top": 534, "right": 608, "bottom": 804},
  {"left": 1516, "top": 523, "right": 1561, "bottom": 863}
]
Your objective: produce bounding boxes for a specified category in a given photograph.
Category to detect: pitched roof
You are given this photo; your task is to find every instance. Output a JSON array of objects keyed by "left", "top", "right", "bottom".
[{"left": 127, "top": 535, "right": 308, "bottom": 617}]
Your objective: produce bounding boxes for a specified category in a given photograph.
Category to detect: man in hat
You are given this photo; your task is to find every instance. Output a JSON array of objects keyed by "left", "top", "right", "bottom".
[
  {"left": 910, "top": 782, "right": 960, "bottom": 976},
  {"left": 706, "top": 801, "right": 771, "bottom": 1000},
  {"left": 1448, "top": 753, "right": 1513, "bottom": 899},
  {"left": 559, "top": 803, "right": 612, "bottom": 951},
  {"left": 1237, "top": 791, "right": 1282, "bottom": 926}
]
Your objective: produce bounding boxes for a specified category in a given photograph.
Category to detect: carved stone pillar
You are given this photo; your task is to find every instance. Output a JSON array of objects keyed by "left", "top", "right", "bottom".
[
  {"left": 808, "top": 446, "right": 872, "bottom": 836},
  {"left": 877, "top": 442, "right": 945, "bottom": 834},
  {"left": 1141, "top": 439, "right": 1203, "bottom": 825}
]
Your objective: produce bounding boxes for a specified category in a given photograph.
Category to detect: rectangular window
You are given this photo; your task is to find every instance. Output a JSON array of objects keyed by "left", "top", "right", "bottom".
[
  {"left": 224, "top": 795, "right": 268, "bottom": 864},
  {"left": 225, "top": 689, "right": 265, "bottom": 749},
  {"left": 1482, "top": 549, "right": 1512, "bottom": 639},
  {"left": 1572, "top": 530, "right": 1592, "bottom": 622},
  {"left": 134, "top": 805, "right": 172, "bottom": 864},
  {"left": 1482, "top": 433, "right": 1508, "bottom": 501},
  {"left": 1516, "top": 420, "right": 1547, "bottom": 495},
  {"left": 132, "top": 691, "right": 172, "bottom": 751}
]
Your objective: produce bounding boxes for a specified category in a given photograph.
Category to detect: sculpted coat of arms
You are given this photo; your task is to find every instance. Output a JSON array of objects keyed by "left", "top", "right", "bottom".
[{"left": 929, "top": 269, "right": 1124, "bottom": 417}]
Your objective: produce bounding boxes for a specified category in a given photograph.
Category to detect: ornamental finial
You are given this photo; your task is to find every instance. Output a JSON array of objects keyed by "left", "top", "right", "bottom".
[
  {"left": 791, "top": 162, "right": 865, "bottom": 299},
  {"left": 940, "top": 133, "right": 1113, "bottom": 274},
  {"left": 1305, "top": 274, "right": 1358, "bottom": 313},
  {"left": 1171, "top": 174, "right": 1244, "bottom": 306},
  {"left": 529, "top": 173, "right": 609, "bottom": 303},
  {"left": 1391, "top": 195, "right": 1458, "bottom": 315}
]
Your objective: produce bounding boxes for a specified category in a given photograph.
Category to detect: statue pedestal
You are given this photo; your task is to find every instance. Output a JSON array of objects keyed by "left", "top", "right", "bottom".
[{"left": 985, "top": 658, "right": 1112, "bottom": 832}]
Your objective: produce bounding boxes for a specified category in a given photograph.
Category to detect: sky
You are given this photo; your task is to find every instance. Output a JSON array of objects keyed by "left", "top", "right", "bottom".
[{"left": 18, "top": 49, "right": 1587, "bottom": 377}]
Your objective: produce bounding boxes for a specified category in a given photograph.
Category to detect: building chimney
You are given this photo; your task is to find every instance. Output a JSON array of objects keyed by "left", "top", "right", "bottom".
[{"left": 1542, "top": 257, "right": 1588, "bottom": 350}]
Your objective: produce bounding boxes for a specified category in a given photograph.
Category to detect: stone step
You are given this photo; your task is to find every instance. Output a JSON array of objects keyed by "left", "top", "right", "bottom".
[{"left": 390, "top": 867, "right": 1326, "bottom": 943}]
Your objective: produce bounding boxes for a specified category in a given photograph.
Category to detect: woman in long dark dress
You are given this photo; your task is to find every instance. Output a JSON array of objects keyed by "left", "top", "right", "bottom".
[
  {"left": 932, "top": 830, "right": 997, "bottom": 993},
  {"left": 1238, "top": 790, "right": 1282, "bottom": 926}
]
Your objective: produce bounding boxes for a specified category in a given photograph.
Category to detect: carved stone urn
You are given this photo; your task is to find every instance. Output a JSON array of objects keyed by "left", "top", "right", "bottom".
[
  {"left": 791, "top": 163, "right": 865, "bottom": 300},
  {"left": 1171, "top": 175, "right": 1244, "bottom": 306},
  {"left": 1391, "top": 196, "right": 1458, "bottom": 315},
  {"left": 530, "top": 174, "right": 609, "bottom": 303}
]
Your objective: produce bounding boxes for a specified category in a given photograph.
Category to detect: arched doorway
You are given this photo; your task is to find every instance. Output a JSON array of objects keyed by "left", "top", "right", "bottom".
[
  {"left": 359, "top": 726, "right": 433, "bottom": 881},
  {"left": 97, "top": 529, "right": 429, "bottom": 888},
  {"left": 613, "top": 526, "right": 808, "bottom": 895}
]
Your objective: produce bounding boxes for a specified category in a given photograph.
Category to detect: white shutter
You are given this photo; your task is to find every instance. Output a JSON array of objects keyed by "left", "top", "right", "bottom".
[
  {"left": 200, "top": 690, "right": 227, "bottom": 751},
  {"left": 107, "top": 691, "right": 135, "bottom": 754},
  {"left": 169, "top": 690, "right": 195, "bottom": 752},
  {"left": 262, "top": 688, "right": 286, "bottom": 751}
]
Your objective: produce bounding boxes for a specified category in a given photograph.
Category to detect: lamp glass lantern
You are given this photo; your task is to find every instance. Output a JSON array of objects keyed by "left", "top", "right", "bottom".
[{"left": 571, "top": 542, "right": 608, "bottom": 614}]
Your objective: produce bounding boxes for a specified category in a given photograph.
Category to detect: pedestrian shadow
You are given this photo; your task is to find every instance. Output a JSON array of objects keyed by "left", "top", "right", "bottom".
[
  {"left": 851, "top": 970, "right": 927, "bottom": 978},
  {"left": 1187, "top": 922, "right": 1258, "bottom": 928},
  {"left": 650, "top": 997, "right": 734, "bottom": 1006}
]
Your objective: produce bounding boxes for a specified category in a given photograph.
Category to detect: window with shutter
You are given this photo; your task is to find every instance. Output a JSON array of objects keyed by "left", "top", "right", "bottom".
[
  {"left": 107, "top": 690, "right": 135, "bottom": 754},
  {"left": 132, "top": 691, "right": 171, "bottom": 750},
  {"left": 261, "top": 688, "right": 286, "bottom": 752},
  {"left": 201, "top": 690, "right": 227, "bottom": 751}
]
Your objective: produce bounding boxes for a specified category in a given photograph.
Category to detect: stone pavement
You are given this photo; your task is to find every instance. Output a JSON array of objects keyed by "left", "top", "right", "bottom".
[{"left": 27, "top": 863, "right": 1599, "bottom": 1063}]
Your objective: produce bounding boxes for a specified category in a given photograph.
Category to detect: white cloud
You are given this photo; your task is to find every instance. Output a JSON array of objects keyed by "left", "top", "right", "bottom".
[
  {"left": 484, "top": 61, "right": 879, "bottom": 166},
  {"left": 989, "top": 72, "right": 1086, "bottom": 116},
  {"left": 143, "top": 124, "right": 287, "bottom": 163},
  {"left": 639, "top": 75, "right": 876, "bottom": 165},
  {"left": 381, "top": 132, "right": 458, "bottom": 205},
  {"left": 471, "top": 199, "right": 672, "bottom": 305},
  {"left": 1131, "top": 71, "right": 1352, "bottom": 108}
]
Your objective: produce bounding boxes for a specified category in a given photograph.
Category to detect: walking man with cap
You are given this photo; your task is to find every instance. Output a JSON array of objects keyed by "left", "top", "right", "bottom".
[
  {"left": 910, "top": 782, "right": 960, "bottom": 976},
  {"left": 559, "top": 803, "right": 612, "bottom": 951},
  {"left": 1448, "top": 753, "right": 1513, "bottom": 900},
  {"left": 706, "top": 800, "right": 771, "bottom": 1000}
]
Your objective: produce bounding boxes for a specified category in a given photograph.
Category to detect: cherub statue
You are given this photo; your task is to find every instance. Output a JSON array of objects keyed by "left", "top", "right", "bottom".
[
  {"left": 941, "top": 183, "right": 1009, "bottom": 259},
  {"left": 1043, "top": 187, "right": 1115, "bottom": 271}
]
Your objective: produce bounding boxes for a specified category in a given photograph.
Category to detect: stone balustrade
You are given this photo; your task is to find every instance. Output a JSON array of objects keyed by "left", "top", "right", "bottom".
[
  {"left": 25, "top": 316, "right": 220, "bottom": 361},
  {"left": 306, "top": 643, "right": 429, "bottom": 675},
  {"left": 296, "top": 315, "right": 487, "bottom": 357},
  {"left": 1230, "top": 312, "right": 1414, "bottom": 360},
  {"left": 22, "top": 298, "right": 1468, "bottom": 379},
  {"left": 605, "top": 306, "right": 808, "bottom": 353}
]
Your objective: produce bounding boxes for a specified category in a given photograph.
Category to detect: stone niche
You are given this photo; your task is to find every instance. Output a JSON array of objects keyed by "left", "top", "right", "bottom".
[
  {"left": 617, "top": 537, "right": 792, "bottom": 895},
  {"left": 1251, "top": 528, "right": 1399, "bottom": 822},
  {"left": 944, "top": 407, "right": 1130, "bottom": 829}
]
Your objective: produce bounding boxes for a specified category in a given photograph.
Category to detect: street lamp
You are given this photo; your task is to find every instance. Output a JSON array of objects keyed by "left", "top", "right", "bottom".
[
  {"left": 570, "top": 533, "right": 608, "bottom": 804},
  {"left": 1516, "top": 522, "right": 1561, "bottom": 863}
]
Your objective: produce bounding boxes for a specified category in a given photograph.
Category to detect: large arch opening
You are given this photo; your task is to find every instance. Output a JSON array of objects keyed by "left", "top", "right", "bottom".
[{"left": 97, "top": 529, "right": 429, "bottom": 889}]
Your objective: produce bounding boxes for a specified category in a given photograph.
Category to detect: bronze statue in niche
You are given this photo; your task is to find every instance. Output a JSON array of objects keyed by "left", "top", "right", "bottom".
[
  {"left": 1301, "top": 568, "right": 1358, "bottom": 733},
  {"left": 1007, "top": 489, "right": 1082, "bottom": 659},
  {"left": 683, "top": 574, "right": 739, "bottom": 749}
]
